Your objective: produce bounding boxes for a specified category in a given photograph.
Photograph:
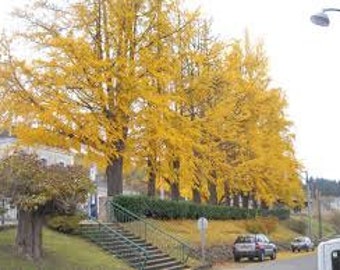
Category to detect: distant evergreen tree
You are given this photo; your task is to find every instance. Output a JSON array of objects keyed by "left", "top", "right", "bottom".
[{"left": 307, "top": 178, "right": 340, "bottom": 197}]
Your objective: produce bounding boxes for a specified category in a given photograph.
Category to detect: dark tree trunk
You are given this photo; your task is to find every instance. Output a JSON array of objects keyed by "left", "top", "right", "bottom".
[
  {"left": 208, "top": 171, "right": 218, "bottom": 205},
  {"left": 147, "top": 158, "right": 156, "bottom": 197},
  {"left": 170, "top": 159, "right": 180, "bottom": 201},
  {"left": 16, "top": 209, "right": 43, "bottom": 260},
  {"left": 224, "top": 182, "right": 231, "bottom": 206},
  {"left": 233, "top": 194, "right": 240, "bottom": 208},
  {"left": 170, "top": 182, "right": 180, "bottom": 201},
  {"left": 251, "top": 194, "right": 258, "bottom": 209},
  {"left": 225, "top": 195, "right": 231, "bottom": 207},
  {"left": 208, "top": 181, "right": 217, "bottom": 205},
  {"left": 242, "top": 194, "right": 250, "bottom": 209},
  {"left": 260, "top": 201, "right": 269, "bottom": 210},
  {"left": 192, "top": 188, "right": 201, "bottom": 204},
  {"left": 106, "top": 155, "right": 123, "bottom": 196}
]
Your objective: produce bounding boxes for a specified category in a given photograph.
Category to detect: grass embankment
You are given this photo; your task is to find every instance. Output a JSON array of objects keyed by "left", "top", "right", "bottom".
[
  {"left": 285, "top": 214, "right": 336, "bottom": 240},
  {"left": 148, "top": 219, "right": 297, "bottom": 246},
  {"left": 0, "top": 228, "right": 132, "bottom": 270}
]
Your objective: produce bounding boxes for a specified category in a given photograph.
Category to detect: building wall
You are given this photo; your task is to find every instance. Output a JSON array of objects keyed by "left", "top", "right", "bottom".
[{"left": 0, "top": 137, "right": 74, "bottom": 166}]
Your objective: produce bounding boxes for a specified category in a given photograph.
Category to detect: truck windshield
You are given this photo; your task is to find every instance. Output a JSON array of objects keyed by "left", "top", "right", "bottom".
[
  {"left": 294, "top": 237, "right": 305, "bottom": 242},
  {"left": 235, "top": 236, "right": 255, "bottom": 243},
  {"left": 332, "top": 250, "right": 340, "bottom": 270}
]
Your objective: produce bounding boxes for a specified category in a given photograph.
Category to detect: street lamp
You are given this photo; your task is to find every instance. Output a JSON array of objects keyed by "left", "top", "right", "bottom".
[{"left": 311, "top": 8, "right": 340, "bottom": 27}]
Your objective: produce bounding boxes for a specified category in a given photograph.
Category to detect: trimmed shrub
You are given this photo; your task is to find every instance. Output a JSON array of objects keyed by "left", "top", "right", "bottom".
[
  {"left": 245, "top": 217, "right": 279, "bottom": 234},
  {"left": 284, "top": 218, "right": 307, "bottom": 234},
  {"left": 47, "top": 213, "right": 84, "bottom": 234},
  {"left": 111, "top": 195, "right": 290, "bottom": 221}
]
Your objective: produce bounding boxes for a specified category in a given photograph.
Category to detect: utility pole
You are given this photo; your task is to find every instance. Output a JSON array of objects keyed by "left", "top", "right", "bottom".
[
  {"left": 1, "top": 198, "right": 4, "bottom": 225},
  {"left": 305, "top": 171, "right": 312, "bottom": 239},
  {"left": 317, "top": 187, "right": 323, "bottom": 240}
]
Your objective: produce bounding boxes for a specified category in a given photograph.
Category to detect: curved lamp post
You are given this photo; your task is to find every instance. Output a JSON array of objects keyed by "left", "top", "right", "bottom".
[{"left": 311, "top": 8, "right": 340, "bottom": 27}]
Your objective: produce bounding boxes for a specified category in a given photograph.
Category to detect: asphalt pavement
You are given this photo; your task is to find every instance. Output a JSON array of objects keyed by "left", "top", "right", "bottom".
[{"left": 213, "top": 253, "right": 317, "bottom": 270}]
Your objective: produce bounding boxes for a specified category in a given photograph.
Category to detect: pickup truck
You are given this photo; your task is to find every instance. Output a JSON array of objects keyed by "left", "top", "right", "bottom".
[{"left": 318, "top": 238, "right": 340, "bottom": 270}]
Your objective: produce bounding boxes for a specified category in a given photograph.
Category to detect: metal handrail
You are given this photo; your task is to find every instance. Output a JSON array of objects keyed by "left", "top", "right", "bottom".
[
  {"left": 106, "top": 201, "right": 195, "bottom": 264},
  {"left": 81, "top": 218, "right": 149, "bottom": 270}
]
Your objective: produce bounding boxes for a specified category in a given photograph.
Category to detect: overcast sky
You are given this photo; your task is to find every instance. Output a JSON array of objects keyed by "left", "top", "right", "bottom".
[{"left": 2, "top": 0, "right": 340, "bottom": 180}]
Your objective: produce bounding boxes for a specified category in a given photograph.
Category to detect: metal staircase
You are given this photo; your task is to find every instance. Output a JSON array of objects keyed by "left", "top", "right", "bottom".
[
  {"left": 80, "top": 221, "right": 148, "bottom": 269},
  {"left": 79, "top": 202, "right": 196, "bottom": 270}
]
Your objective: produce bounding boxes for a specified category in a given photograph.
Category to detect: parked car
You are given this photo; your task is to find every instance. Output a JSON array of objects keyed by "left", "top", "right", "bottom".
[
  {"left": 232, "top": 234, "right": 277, "bottom": 262},
  {"left": 291, "top": 236, "right": 315, "bottom": 252}
]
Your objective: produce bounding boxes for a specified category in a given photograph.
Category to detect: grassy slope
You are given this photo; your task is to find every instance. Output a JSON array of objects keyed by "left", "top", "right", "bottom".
[
  {"left": 0, "top": 228, "right": 132, "bottom": 270},
  {"left": 149, "top": 219, "right": 298, "bottom": 246}
]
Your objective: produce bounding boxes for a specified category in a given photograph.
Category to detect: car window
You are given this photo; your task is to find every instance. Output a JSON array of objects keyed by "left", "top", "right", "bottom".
[
  {"left": 294, "top": 237, "right": 304, "bottom": 242},
  {"left": 263, "top": 236, "right": 270, "bottom": 243},
  {"left": 235, "top": 235, "right": 255, "bottom": 243},
  {"left": 256, "top": 235, "right": 265, "bottom": 242}
]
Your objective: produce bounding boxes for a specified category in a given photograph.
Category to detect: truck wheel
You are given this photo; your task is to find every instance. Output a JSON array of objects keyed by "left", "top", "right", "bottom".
[
  {"left": 270, "top": 251, "right": 276, "bottom": 260},
  {"left": 234, "top": 256, "right": 240, "bottom": 262},
  {"left": 258, "top": 251, "right": 265, "bottom": 262}
]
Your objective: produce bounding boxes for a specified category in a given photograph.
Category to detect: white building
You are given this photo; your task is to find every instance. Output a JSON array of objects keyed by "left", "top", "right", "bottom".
[{"left": 0, "top": 134, "right": 75, "bottom": 166}]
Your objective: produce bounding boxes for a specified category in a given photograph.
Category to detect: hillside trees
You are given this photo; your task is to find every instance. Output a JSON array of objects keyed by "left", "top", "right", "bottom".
[
  {"left": 201, "top": 38, "right": 304, "bottom": 207},
  {"left": 0, "top": 0, "right": 304, "bottom": 207}
]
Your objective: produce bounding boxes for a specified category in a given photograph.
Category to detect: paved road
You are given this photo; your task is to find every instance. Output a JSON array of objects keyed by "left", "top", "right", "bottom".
[
  {"left": 240, "top": 254, "right": 317, "bottom": 270},
  {"left": 213, "top": 254, "right": 317, "bottom": 270}
]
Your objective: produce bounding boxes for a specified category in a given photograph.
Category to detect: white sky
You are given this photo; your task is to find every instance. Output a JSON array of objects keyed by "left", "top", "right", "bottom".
[{"left": 1, "top": 0, "right": 340, "bottom": 179}]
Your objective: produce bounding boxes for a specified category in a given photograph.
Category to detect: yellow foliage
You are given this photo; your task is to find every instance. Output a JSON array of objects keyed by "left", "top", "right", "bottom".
[{"left": 0, "top": 1, "right": 304, "bottom": 206}]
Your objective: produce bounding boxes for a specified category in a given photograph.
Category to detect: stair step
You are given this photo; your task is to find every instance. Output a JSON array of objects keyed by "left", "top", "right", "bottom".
[
  {"left": 129, "top": 253, "right": 168, "bottom": 263},
  {"left": 99, "top": 241, "right": 152, "bottom": 250},
  {"left": 164, "top": 265, "right": 190, "bottom": 270},
  {"left": 89, "top": 236, "right": 147, "bottom": 244},
  {"left": 142, "top": 260, "right": 182, "bottom": 270},
  {"left": 81, "top": 229, "right": 138, "bottom": 240},
  {"left": 145, "top": 256, "right": 177, "bottom": 266}
]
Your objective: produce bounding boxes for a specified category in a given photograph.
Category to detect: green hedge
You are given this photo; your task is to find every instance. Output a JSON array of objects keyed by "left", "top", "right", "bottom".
[{"left": 111, "top": 195, "right": 290, "bottom": 221}]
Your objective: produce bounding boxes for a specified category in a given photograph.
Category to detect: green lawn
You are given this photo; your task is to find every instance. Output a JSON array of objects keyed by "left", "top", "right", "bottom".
[{"left": 0, "top": 228, "right": 132, "bottom": 270}]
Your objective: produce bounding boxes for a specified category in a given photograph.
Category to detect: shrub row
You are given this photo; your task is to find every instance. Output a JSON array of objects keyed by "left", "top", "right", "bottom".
[{"left": 111, "top": 195, "right": 290, "bottom": 221}]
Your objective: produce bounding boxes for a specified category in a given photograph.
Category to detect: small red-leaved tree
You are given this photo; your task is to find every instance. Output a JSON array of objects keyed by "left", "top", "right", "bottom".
[{"left": 0, "top": 151, "right": 94, "bottom": 260}]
